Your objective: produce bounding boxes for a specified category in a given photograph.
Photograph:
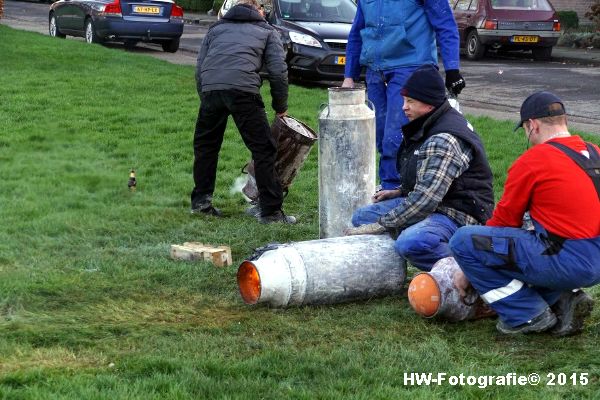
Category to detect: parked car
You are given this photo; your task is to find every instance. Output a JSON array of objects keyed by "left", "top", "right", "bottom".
[
  {"left": 48, "top": 0, "right": 184, "bottom": 52},
  {"left": 219, "top": 0, "right": 360, "bottom": 80},
  {"left": 450, "top": 0, "right": 561, "bottom": 60}
]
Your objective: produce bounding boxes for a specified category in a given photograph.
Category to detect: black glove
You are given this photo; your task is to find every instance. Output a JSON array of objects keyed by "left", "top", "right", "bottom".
[{"left": 445, "top": 69, "right": 465, "bottom": 96}]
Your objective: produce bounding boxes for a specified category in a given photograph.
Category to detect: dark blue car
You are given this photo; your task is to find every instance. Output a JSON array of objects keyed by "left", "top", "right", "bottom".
[
  {"left": 49, "top": 0, "right": 184, "bottom": 52},
  {"left": 219, "top": 0, "right": 362, "bottom": 81}
]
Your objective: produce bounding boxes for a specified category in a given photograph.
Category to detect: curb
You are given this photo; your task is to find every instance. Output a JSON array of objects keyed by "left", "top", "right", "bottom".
[
  {"left": 184, "top": 18, "right": 215, "bottom": 26},
  {"left": 552, "top": 48, "right": 600, "bottom": 66}
]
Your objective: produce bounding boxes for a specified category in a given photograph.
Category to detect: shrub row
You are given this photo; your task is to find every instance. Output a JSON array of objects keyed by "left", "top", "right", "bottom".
[{"left": 178, "top": 0, "right": 223, "bottom": 13}]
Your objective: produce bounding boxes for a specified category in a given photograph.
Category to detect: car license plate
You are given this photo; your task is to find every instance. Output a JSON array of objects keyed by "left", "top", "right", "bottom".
[
  {"left": 335, "top": 56, "right": 346, "bottom": 65},
  {"left": 133, "top": 6, "right": 160, "bottom": 14},
  {"left": 512, "top": 35, "right": 539, "bottom": 43}
]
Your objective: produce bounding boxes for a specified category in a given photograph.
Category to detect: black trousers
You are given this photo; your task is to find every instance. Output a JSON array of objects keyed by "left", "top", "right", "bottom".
[{"left": 191, "top": 90, "right": 283, "bottom": 216}]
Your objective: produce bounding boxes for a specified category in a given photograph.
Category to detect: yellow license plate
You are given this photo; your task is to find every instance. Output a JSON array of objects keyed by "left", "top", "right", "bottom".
[
  {"left": 335, "top": 56, "right": 346, "bottom": 65},
  {"left": 512, "top": 35, "right": 539, "bottom": 43},
  {"left": 133, "top": 6, "right": 160, "bottom": 14}
]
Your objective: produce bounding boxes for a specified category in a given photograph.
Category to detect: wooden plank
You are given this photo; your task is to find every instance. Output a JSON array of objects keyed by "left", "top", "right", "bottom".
[{"left": 170, "top": 242, "right": 232, "bottom": 267}]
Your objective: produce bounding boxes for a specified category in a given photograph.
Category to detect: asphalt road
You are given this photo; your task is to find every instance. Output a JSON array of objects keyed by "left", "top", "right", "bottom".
[{"left": 3, "top": 0, "right": 600, "bottom": 134}]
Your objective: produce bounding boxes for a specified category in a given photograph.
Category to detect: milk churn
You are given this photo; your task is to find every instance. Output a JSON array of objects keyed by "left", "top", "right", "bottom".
[
  {"left": 407, "top": 257, "right": 496, "bottom": 322},
  {"left": 237, "top": 234, "right": 406, "bottom": 307},
  {"left": 318, "top": 86, "right": 376, "bottom": 238}
]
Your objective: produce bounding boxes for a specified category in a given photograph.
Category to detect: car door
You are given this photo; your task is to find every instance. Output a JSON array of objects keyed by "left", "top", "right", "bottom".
[
  {"left": 71, "top": 0, "right": 89, "bottom": 34},
  {"left": 58, "top": 0, "right": 84, "bottom": 32},
  {"left": 453, "top": 0, "right": 478, "bottom": 45}
]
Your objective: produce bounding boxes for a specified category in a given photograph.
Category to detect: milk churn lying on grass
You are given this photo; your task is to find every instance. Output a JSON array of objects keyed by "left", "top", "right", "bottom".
[
  {"left": 318, "top": 86, "right": 376, "bottom": 238},
  {"left": 408, "top": 257, "right": 495, "bottom": 322},
  {"left": 242, "top": 115, "right": 317, "bottom": 201},
  {"left": 237, "top": 234, "right": 406, "bottom": 307}
]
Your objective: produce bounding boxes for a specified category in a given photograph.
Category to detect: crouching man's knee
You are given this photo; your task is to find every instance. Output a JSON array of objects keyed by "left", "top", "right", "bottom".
[{"left": 449, "top": 226, "right": 474, "bottom": 258}]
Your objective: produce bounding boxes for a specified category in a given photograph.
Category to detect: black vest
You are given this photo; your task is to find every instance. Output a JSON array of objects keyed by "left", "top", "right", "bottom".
[{"left": 397, "top": 101, "right": 495, "bottom": 224}]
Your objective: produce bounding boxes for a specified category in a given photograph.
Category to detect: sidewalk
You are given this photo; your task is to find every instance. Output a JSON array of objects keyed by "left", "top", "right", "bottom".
[
  {"left": 183, "top": 10, "right": 218, "bottom": 27},
  {"left": 552, "top": 46, "right": 600, "bottom": 66},
  {"left": 182, "top": 10, "right": 600, "bottom": 66}
]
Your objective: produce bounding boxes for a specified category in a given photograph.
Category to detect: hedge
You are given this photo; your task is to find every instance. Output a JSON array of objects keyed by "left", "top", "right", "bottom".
[
  {"left": 557, "top": 10, "right": 579, "bottom": 30},
  {"left": 178, "top": 0, "right": 220, "bottom": 13}
]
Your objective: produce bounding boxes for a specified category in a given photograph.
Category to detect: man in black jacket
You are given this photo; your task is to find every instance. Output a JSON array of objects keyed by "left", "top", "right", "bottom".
[
  {"left": 348, "top": 65, "right": 494, "bottom": 271},
  {"left": 191, "top": 0, "right": 295, "bottom": 224}
]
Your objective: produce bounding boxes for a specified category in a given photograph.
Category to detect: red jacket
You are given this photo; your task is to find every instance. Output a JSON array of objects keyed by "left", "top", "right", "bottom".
[{"left": 487, "top": 136, "right": 600, "bottom": 239}]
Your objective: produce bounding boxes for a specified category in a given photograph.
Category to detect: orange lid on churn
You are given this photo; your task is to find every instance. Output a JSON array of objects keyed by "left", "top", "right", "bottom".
[{"left": 407, "top": 273, "right": 441, "bottom": 318}]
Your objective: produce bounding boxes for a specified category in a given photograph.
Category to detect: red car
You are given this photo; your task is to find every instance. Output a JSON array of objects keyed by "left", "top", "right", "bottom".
[{"left": 450, "top": 0, "right": 561, "bottom": 60}]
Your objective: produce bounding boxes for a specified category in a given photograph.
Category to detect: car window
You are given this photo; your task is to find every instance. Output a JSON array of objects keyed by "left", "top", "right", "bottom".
[
  {"left": 490, "top": 0, "right": 553, "bottom": 11},
  {"left": 455, "top": 0, "right": 472, "bottom": 11},
  {"left": 448, "top": 0, "right": 457, "bottom": 8},
  {"left": 278, "top": 0, "right": 356, "bottom": 22},
  {"left": 469, "top": 0, "right": 478, "bottom": 10}
]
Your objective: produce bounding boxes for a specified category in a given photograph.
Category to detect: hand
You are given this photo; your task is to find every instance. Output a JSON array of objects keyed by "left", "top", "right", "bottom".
[
  {"left": 372, "top": 189, "right": 401, "bottom": 203},
  {"left": 445, "top": 69, "right": 465, "bottom": 96},
  {"left": 276, "top": 110, "right": 288, "bottom": 118},
  {"left": 453, "top": 269, "right": 471, "bottom": 300},
  {"left": 341, "top": 77, "right": 355, "bottom": 88}
]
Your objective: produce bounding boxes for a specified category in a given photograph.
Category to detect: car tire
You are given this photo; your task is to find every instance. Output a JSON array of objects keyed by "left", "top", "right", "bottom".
[
  {"left": 162, "top": 38, "right": 180, "bottom": 53},
  {"left": 85, "top": 18, "right": 102, "bottom": 44},
  {"left": 466, "top": 31, "right": 486, "bottom": 61},
  {"left": 49, "top": 13, "right": 66, "bottom": 38},
  {"left": 532, "top": 46, "right": 553, "bottom": 61}
]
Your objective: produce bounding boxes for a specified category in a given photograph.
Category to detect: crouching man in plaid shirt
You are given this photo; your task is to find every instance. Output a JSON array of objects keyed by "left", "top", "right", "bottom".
[{"left": 348, "top": 64, "right": 494, "bottom": 272}]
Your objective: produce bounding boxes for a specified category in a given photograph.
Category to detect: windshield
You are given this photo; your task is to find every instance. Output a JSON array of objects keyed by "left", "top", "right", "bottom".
[
  {"left": 277, "top": 0, "right": 356, "bottom": 23},
  {"left": 490, "top": 0, "right": 553, "bottom": 11}
]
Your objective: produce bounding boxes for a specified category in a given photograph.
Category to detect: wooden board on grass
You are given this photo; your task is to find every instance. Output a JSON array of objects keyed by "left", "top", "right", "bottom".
[{"left": 170, "top": 242, "right": 232, "bottom": 267}]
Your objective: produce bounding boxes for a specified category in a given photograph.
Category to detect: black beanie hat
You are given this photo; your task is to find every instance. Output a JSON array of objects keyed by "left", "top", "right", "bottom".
[{"left": 401, "top": 64, "right": 446, "bottom": 107}]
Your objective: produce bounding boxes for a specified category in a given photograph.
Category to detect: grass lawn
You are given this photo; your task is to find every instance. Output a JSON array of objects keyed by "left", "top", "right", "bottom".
[{"left": 1, "top": 25, "right": 600, "bottom": 399}]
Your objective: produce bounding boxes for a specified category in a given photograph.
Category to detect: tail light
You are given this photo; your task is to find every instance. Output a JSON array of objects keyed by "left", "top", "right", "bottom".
[
  {"left": 483, "top": 19, "right": 497, "bottom": 30},
  {"left": 101, "top": 0, "right": 122, "bottom": 17},
  {"left": 553, "top": 20, "right": 561, "bottom": 31},
  {"left": 170, "top": 4, "right": 184, "bottom": 19}
]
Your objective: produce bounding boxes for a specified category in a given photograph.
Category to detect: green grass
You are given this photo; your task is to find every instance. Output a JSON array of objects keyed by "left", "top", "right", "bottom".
[{"left": 1, "top": 25, "right": 600, "bottom": 399}]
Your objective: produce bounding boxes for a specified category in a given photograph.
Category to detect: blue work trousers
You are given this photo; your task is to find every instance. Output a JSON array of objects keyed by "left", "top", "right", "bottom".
[
  {"left": 366, "top": 67, "right": 417, "bottom": 190},
  {"left": 449, "top": 222, "right": 600, "bottom": 327},
  {"left": 352, "top": 197, "right": 459, "bottom": 271}
]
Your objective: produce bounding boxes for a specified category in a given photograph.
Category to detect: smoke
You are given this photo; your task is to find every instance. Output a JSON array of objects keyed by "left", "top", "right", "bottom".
[{"left": 230, "top": 175, "right": 252, "bottom": 202}]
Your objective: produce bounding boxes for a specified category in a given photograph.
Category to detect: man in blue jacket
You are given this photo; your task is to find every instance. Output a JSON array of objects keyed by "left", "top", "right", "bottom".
[{"left": 342, "top": 0, "right": 465, "bottom": 191}]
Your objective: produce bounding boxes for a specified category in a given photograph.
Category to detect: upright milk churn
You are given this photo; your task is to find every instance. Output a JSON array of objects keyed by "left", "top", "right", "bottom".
[{"left": 318, "top": 86, "right": 376, "bottom": 238}]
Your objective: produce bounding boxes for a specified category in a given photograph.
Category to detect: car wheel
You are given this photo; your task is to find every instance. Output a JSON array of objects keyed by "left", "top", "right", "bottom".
[
  {"left": 532, "top": 46, "right": 553, "bottom": 61},
  {"left": 466, "top": 31, "right": 486, "bottom": 61},
  {"left": 85, "top": 18, "right": 101, "bottom": 44},
  {"left": 49, "top": 13, "right": 66, "bottom": 38},
  {"left": 161, "top": 38, "right": 180, "bottom": 53}
]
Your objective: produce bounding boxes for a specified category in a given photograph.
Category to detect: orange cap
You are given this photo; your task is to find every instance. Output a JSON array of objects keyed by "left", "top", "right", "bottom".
[{"left": 408, "top": 273, "right": 441, "bottom": 317}]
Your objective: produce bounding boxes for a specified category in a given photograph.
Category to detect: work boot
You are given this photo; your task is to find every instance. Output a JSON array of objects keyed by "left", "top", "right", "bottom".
[
  {"left": 496, "top": 308, "right": 557, "bottom": 334},
  {"left": 191, "top": 195, "right": 222, "bottom": 217},
  {"left": 245, "top": 202, "right": 261, "bottom": 217},
  {"left": 258, "top": 210, "right": 297, "bottom": 224},
  {"left": 551, "top": 290, "right": 594, "bottom": 337}
]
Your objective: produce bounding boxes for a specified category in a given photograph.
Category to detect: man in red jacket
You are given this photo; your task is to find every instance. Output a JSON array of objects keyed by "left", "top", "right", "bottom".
[{"left": 450, "top": 91, "right": 600, "bottom": 336}]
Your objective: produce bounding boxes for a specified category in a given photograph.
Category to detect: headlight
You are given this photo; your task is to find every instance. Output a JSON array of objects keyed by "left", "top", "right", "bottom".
[{"left": 289, "top": 31, "right": 322, "bottom": 48}]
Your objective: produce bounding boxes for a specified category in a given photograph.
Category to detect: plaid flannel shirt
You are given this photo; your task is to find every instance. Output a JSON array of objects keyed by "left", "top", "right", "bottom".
[{"left": 378, "top": 133, "right": 480, "bottom": 229}]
